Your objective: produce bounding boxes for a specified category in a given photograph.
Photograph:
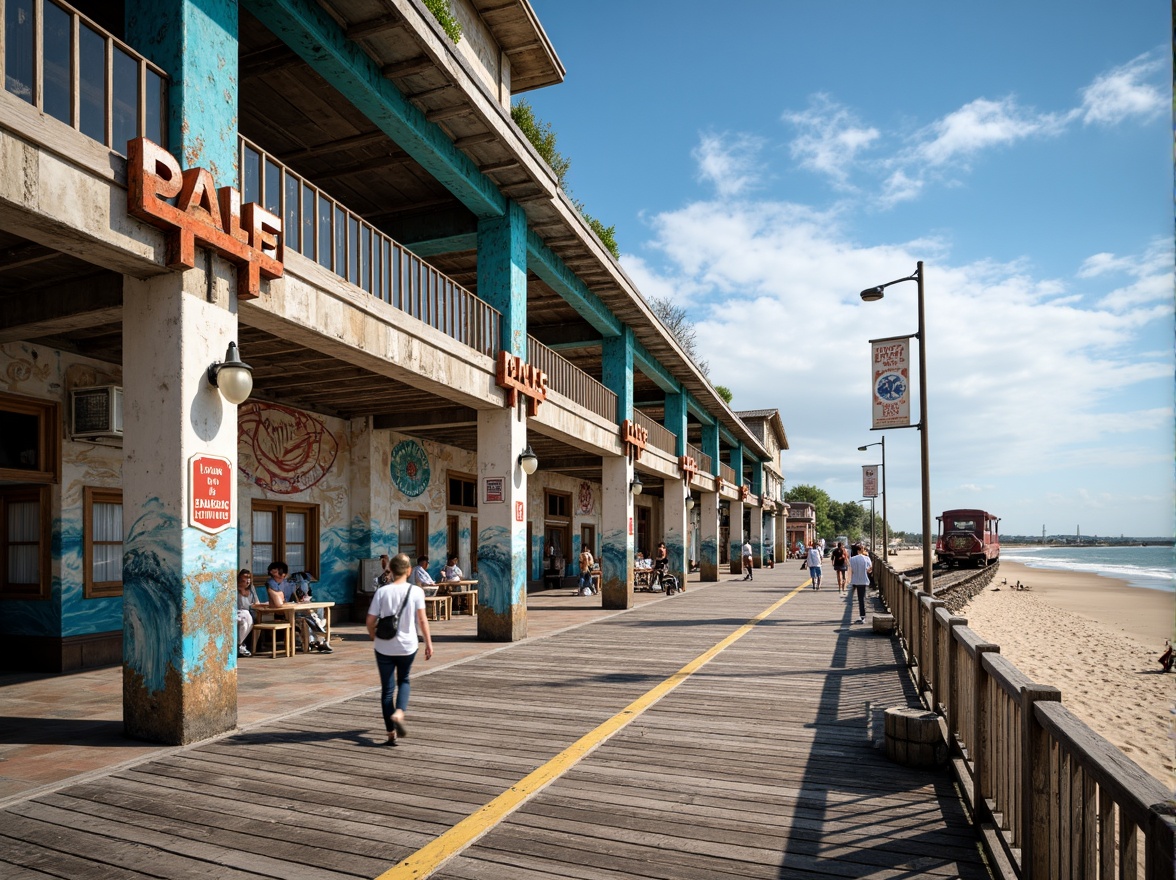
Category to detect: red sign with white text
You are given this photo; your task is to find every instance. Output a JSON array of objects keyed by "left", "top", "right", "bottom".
[
  {"left": 190, "top": 454, "right": 233, "bottom": 534},
  {"left": 515, "top": 501, "right": 525, "bottom": 522}
]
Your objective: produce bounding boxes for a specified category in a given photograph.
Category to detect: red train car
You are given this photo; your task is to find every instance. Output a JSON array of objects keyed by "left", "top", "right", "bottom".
[{"left": 935, "top": 509, "right": 1000, "bottom": 567}]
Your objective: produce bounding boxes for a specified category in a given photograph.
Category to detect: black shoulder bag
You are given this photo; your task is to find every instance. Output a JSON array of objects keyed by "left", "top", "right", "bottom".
[{"left": 375, "top": 587, "right": 411, "bottom": 639}]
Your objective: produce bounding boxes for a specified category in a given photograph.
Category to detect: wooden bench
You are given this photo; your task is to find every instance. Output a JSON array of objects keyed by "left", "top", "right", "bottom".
[
  {"left": 446, "top": 590, "right": 477, "bottom": 616},
  {"left": 424, "top": 595, "right": 451, "bottom": 621},
  {"left": 250, "top": 621, "right": 293, "bottom": 658}
]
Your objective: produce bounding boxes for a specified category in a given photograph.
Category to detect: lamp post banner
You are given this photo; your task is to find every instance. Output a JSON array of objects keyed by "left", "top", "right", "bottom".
[
  {"left": 862, "top": 465, "right": 879, "bottom": 497},
  {"left": 870, "top": 337, "right": 911, "bottom": 429}
]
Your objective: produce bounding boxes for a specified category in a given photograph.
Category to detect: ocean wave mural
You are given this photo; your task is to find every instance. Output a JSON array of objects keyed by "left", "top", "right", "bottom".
[{"left": 122, "top": 499, "right": 182, "bottom": 693}]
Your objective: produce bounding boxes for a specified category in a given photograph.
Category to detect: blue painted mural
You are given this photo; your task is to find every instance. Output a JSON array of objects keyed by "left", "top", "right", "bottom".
[
  {"left": 122, "top": 499, "right": 183, "bottom": 693},
  {"left": 476, "top": 524, "right": 524, "bottom": 614}
]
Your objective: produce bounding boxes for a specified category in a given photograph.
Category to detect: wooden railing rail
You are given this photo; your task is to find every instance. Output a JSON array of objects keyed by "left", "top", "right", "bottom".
[
  {"left": 872, "top": 555, "right": 1176, "bottom": 880},
  {"left": 719, "top": 462, "right": 736, "bottom": 485},
  {"left": 632, "top": 410, "right": 677, "bottom": 455},
  {"left": 527, "top": 337, "right": 615, "bottom": 422},
  {"left": 239, "top": 137, "right": 501, "bottom": 358},
  {"left": 686, "top": 443, "right": 712, "bottom": 475},
  {"left": 2, "top": 0, "right": 167, "bottom": 153}
]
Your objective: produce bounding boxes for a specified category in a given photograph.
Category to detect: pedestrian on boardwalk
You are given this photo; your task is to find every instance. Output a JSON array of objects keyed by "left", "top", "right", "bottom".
[
  {"left": 831, "top": 542, "right": 849, "bottom": 596},
  {"left": 848, "top": 544, "right": 872, "bottom": 624},
  {"left": 742, "top": 539, "right": 754, "bottom": 580},
  {"left": 367, "top": 553, "right": 433, "bottom": 746},
  {"left": 806, "top": 540, "right": 823, "bottom": 590}
]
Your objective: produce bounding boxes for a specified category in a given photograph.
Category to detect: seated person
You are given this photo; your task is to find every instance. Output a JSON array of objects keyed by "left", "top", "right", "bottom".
[
  {"left": 411, "top": 555, "right": 438, "bottom": 595},
  {"left": 441, "top": 554, "right": 463, "bottom": 582},
  {"left": 578, "top": 548, "right": 597, "bottom": 594},
  {"left": 265, "top": 560, "right": 332, "bottom": 653},
  {"left": 635, "top": 551, "right": 652, "bottom": 570},
  {"left": 235, "top": 569, "right": 259, "bottom": 657},
  {"left": 372, "top": 553, "right": 391, "bottom": 592}
]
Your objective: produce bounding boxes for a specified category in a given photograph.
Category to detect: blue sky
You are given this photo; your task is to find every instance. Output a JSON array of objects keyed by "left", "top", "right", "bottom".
[{"left": 526, "top": 1, "right": 1173, "bottom": 539}]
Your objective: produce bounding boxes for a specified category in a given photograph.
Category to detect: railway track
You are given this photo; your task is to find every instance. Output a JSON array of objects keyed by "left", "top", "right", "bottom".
[{"left": 889, "top": 559, "right": 1001, "bottom": 612}]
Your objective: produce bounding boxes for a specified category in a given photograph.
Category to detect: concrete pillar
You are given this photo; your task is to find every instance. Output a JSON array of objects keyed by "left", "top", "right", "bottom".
[
  {"left": 121, "top": 263, "right": 239, "bottom": 745},
  {"left": 700, "top": 490, "right": 720, "bottom": 582},
  {"left": 601, "top": 455, "right": 634, "bottom": 608},
  {"left": 663, "top": 478, "right": 688, "bottom": 579},
  {"left": 750, "top": 506, "right": 763, "bottom": 569},
  {"left": 475, "top": 406, "right": 528, "bottom": 640},
  {"left": 477, "top": 201, "right": 527, "bottom": 356},
  {"left": 728, "top": 498, "right": 745, "bottom": 575},
  {"left": 127, "top": 0, "right": 238, "bottom": 184},
  {"left": 602, "top": 327, "right": 634, "bottom": 424}
]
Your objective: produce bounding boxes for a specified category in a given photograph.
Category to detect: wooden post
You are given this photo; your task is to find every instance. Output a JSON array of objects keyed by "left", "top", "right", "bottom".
[
  {"left": 1145, "top": 804, "right": 1176, "bottom": 880},
  {"left": 938, "top": 609, "right": 967, "bottom": 742},
  {"left": 973, "top": 643, "right": 1000, "bottom": 824},
  {"left": 1021, "top": 683, "right": 1062, "bottom": 879}
]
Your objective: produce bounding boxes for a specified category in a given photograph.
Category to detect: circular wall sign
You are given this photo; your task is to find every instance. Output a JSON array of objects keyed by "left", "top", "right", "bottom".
[{"left": 390, "top": 440, "right": 430, "bottom": 497}]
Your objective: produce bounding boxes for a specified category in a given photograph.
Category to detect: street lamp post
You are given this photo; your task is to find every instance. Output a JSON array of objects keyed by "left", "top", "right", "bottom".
[
  {"left": 860, "top": 261, "right": 931, "bottom": 594},
  {"left": 859, "top": 498, "right": 876, "bottom": 551},
  {"left": 857, "top": 436, "right": 887, "bottom": 559}
]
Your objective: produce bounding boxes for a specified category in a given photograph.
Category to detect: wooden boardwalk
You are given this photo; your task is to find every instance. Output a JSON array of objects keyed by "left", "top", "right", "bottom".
[{"left": 0, "top": 568, "right": 991, "bottom": 879}]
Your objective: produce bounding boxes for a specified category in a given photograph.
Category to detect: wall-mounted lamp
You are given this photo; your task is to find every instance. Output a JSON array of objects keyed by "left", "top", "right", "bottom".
[
  {"left": 207, "top": 341, "right": 253, "bottom": 405},
  {"left": 686, "top": 494, "right": 695, "bottom": 510},
  {"left": 518, "top": 445, "right": 539, "bottom": 475},
  {"left": 630, "top": 472, "right": 643, "bottom": 496}
]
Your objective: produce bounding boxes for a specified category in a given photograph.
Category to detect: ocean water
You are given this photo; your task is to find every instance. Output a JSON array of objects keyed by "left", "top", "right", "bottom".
[{"left": 1001, "top": 545, "right": 1175, "bottom": 593}]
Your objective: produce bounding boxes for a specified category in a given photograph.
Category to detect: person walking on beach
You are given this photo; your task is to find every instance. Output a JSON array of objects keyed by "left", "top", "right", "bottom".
[
  {"left": 806, "top": 540, "right": 823, "bottom": 590},
  {"left": 367, "top": 553, "right": 434, "bottom": 746},
  {"left": 848, "top": 543, "right": 872, "bottom": 623},
  {"left": 831, "top": 542, "right": 849, "bottom": 596}
]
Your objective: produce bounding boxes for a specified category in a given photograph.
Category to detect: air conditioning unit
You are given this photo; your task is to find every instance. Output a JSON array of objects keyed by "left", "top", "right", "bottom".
[{"left": 70, "top": 385, "right": 123, "bottom": 442}]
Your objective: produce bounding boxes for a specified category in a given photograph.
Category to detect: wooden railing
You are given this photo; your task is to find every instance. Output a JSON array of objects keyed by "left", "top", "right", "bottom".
[
  {"left": 2, "top": 0, "right": 167, "bottom": 153},
  {"left": 633, "top": 410, "right": 677, "bottom": 455},
  {"left": 719, "top": 462, "right": 736, "bottom": 485},
  {"left": 527, "top": 337, "right": 615, "bottom": 422},
  {"left": 686, "top": 442, "right": 712, "bottom": 475},
  {"left": 240, "top": 137, "right": 501, "bottom": 358},
  {"left": 873, "top": 559, "right": 1176, "bottom": 879}
]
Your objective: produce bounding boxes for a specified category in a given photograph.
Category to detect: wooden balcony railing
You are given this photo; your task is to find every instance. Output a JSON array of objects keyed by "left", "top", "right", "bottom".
[
  {"left": 527, "top": 337, "right": 615, "bottom": 422},
  {"left": 719, "top": 462, "right": 736, "bottom": 485},
  {"left": 2, "top": 0, "right": 167, "bottom": 153},
  {"left": 633, "top": 410, "right": 677, "bottom": 456},
  {"left": 873, "top": 560, "right": 1176, "bottom": 879},
  {"left": 240, "top": 137, "right": 501, "bottom": 358},
  {"left": 686, "top": 442, "right": 711, "bottom": 475}
]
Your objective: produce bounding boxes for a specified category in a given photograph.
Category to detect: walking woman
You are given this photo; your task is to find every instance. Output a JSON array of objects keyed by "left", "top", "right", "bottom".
[
  {"left": 831, "top": 541, "right": 849, "bottom": 596},
  {"left": 367, "top": 553, "right": 434, "bottom": 745}
]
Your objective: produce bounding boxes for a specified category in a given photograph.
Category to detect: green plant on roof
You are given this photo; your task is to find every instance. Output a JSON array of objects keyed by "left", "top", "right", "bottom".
[{"left": 424, "top": 0, "right": 462, "bottom": 43}]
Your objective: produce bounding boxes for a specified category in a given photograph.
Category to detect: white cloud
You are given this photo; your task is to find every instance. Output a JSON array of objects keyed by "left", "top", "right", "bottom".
[
  {"left": 782, "top": 94, "right": 879, "bottom": 186},
  {"left": 1079, "top": 53, "right": 1167, "bottom": 125},
  {"left": 692, "top": 131, "right": 765, "bottom": 198},
  {"left": 912, "top": 97, "right": 1069, "bottom": 167}
]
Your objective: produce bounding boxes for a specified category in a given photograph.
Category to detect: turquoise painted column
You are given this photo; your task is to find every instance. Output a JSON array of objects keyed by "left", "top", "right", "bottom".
[
  {"left": 477, "top": 200, "right": 527, "bottom": 356},
  {"left": 126, "top": 0, "right": 239, "bottom": 185},
  {"left": 664, "top": 392, "right": 687, "bottom": 457},
  {"left": 702, "top": 422, "right": 720, "bottom": 478},
  {"left": 601, "top": 328, "right": 634, "bottom": 605},
  {"left": 751, "top": 460, "right": 764, "bottom": 497},
  {"left": 699, "top": 490, "right": 719, "bottom": 582},
  {"left": 475, "top": 199, "right": 528, "bottom": 639},
  {"left": 750, "top": 504, "right": 763, "bottom": 570},
  {"left": 663, "top": 477, "right": 687, "bottom": 580},
  {"left": 728, "top": 445, "right": 744, "bottom": 573}
]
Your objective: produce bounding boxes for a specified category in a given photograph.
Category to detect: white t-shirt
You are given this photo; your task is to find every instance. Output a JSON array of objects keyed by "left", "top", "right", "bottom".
[
  {"left": 742, "top": 543, "right": 753, "bottom": 559},
  {"left": 806, "top": 547, "right": 823, "bottom": 568},
  {"left": 368, "top": 582, "right": 425, "bottom": 655},
  {"left": 849, "top": 554, "right": 873, "bottom": 585}
]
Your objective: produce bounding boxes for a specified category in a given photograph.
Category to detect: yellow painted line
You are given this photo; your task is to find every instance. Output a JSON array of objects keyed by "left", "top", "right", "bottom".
[{"left": 377, "top": 580, "right": 810, "bottom": 880}]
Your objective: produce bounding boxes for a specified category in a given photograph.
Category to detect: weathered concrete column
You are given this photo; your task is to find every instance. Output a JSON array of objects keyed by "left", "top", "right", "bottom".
[
  {"left": 699, "top": 490, "right": 720, "bottom": 582},
  {"left": 348, "top": 416, "right": 392, "bottom": 560},
  {"left": 663, "top": 478, "right": 688, "bottom": 580},
  {"left": 477, "top": 201, "right": 527, "bottom": 356},
  {"left": 601, "top": 455, "right": 634, "bottom": 608},
  {"left": 475, "top": 406, "right": 528, "bottom": 640},
  {"left": 728, "top": 497, "right": 745, "bottom": 575},
  {"left": 127, "top": 0, "right": 238, "bottom": 184},
  {"left": 749, "top": 505, "right": 764, "bottom": 569},
  {"left": 122, "top": 265, "right": 239, "bottom": 744}
]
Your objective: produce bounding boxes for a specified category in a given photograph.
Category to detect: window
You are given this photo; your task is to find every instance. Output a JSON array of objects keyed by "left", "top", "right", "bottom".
[
  {"left": 0, "top": 486, "right": 51, "bottom": 598},
  {"left": 251, "top": 501, "right": 319, "bottom": 579},
  {"left": 447, "top": 472, "right": 476, "bottom": 512},
  {"left": 84, "top": 487, "right": 123, "bottom": 598},
  {"left": 398, "top": 512, "right": 426, "bottom": 561},
  {"left": 545, "top": 490, "right": 569, "bottom": 519},
  {"left": 0, "top": 392, "right": 60, "bottom": 484}
]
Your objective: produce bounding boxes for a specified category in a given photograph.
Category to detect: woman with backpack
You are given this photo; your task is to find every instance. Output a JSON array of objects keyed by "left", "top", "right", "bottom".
[
  {"left": 831, "top": 542, "right": 849, "bottom": 596},
  {"left": 367, "top": 553, "right": 434, "bottom": 746}
]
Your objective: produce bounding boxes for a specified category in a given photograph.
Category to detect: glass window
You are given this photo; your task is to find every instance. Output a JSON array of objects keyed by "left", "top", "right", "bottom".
[
  {"left": 0, "top": 393, "right": 59, "bottom": 484},
  {"left": 447, "top": 474, "right": 476, "bottom": 512},
  {"left": 251, "top": 502, "right": 318, "bottom": 580},
  {"left": 333, "top": 206, "right": 346, "bottom": 278},
  {"left": 84, "top": 488, "right": 123, "bottom": 597},
  {"left": 4, "top": 0, "right": 34, "bottom": 103},
  {"left": 78, "top": 23, "right": 106, "bottom": 144},
  {"left": 42, "top": 1, "right": 72, "bottom": 125},
  {"left": 264, "top": 159, "right": 280, "bottom": 215},
  {"left": 145, "top": 69, "right": 164, "bottom": 146},
  {"left": 0, "top": 486, "right": 49, "bottom": 598},
  {"left": 317, "top": 196, "right": 332, "bottom": 270},
  {"left": 284, "top": 173, "right": 300, "bottom": 254},
  {"left": 111, "top": 47, "right": 138, "bottom": 154},
  {"left": 301, "top": 184, "right": 315, "bottom": 259},
  {"left": 242, "top": 145, "right": 261, "bottom": 205}
]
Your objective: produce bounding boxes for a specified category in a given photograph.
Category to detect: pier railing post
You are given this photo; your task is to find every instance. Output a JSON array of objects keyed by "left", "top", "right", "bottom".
[{"left": 1021, "top": 683, "right": 1062, "bottom": 879}]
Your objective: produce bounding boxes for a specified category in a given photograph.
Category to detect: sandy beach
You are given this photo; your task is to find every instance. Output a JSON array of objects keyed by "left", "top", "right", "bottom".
[{"left": 887, "top": 549, "right": 1174, "bottom": 790}]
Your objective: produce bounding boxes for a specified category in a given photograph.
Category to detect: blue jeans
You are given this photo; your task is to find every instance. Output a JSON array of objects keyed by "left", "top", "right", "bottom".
[{"left": 375, "top": 650, "right": 417, "bottom": 731}]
